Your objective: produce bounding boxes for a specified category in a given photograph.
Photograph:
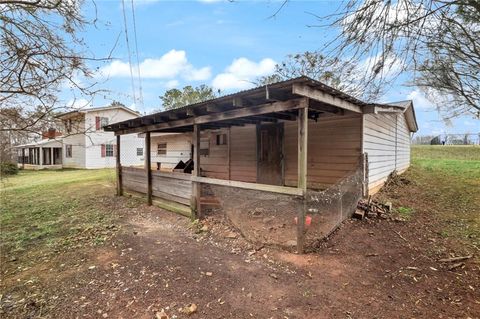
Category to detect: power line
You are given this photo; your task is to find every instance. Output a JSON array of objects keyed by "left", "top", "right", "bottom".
[
  {"left": 121, "top": 0, "right": 137, "bottom": 106},
  {"left": 130, "top": 0, "right": 144, "bottom": 108}
]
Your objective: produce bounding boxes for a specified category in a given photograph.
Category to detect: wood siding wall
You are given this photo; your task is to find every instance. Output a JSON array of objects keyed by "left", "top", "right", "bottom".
[
  {"left": 199, "top": 130, "right": 229, "bottom": 179},
  {"left": 363, "top": 113, "right": 411, "bottom": 193},
  {"left": 229, "top": 125, "right": 257, "bottom": 182},
  {"left": 284, "top": 113, "right": 363, "bottom": 189},
  {"left": 144, "top": 115, "right": 362, "bottom": 189}
]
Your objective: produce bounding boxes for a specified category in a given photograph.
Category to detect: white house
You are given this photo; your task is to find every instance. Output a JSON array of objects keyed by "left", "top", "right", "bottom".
[{"left": 16, "top": 104, "right": 145, "bottom": 169}]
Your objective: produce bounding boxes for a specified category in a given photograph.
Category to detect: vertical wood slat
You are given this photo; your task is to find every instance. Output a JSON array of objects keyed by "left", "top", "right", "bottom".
[
  {"left": 297, "top": 106, "right": 308, "bottom": 254},
  {"left": 116, "top": 135, "right": 123, "bottom": 196},
  {"left": 145, "top": 132, "right": 152, "bottom": 205},
  {"left": 191, "top": 124, "right": 201, "bottom": 219}
]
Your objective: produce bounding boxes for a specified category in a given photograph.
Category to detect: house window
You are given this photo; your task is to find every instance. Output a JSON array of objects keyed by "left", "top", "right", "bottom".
[
  {"left": 216, "top": 133, "right": 227, "bottom": 145},
  {"left": 105, "top": 144, "right": 114, "bottom": 157},
  {"left": 95, "top": 116, "right": 109, "bottom": 130},
  {"left": 157, "top": 143, "right": 167, "bottom": 155},
  {"left": 65, "top": 120, "right": 72, "bottom": 134},
  {"left": 137, "top": 148, "right": 143, "bottom": 156},
  {"left": 66, "top": 144, "right": 72, "bottom": 158}
]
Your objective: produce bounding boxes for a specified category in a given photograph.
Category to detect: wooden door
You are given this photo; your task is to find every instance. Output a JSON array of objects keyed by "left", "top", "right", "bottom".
[{"left": 257, "top": 123, "right": 284, "bottom": 185}]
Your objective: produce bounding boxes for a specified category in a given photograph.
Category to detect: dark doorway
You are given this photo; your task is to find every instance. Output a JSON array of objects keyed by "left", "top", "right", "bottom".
[{"left": 257, "top": 123, "right": 284, "bottom": 185}]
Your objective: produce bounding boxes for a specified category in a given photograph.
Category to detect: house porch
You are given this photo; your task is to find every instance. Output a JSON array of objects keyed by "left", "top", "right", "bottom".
[{"left": 16, "top": 140, "right": 63, "bottom": 170}]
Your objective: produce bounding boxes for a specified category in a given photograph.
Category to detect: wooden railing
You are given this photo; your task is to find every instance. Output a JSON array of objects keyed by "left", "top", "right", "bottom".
[{"left": 122, "top": 167, "right": 192, "bottom": 206}]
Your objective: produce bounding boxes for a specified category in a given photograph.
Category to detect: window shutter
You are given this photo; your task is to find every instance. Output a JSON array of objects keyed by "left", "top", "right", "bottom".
[
  {"left": 101, "top": 144, "right": 106, "bottom": 157},
  {"left": 95, "top": 116, "right": 100, "bottom": 130},
  {"left": 113, "top": 145, "right": 117, "bottom": 157}
]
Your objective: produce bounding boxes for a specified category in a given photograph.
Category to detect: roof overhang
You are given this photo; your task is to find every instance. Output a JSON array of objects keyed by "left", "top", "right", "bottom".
[
  {"left": 364, "top": 100, "right": 418, "bottom": 132},
  {"left": 56, "top": 105, "right": 140, "bottom": 120},
  {"left": 105, "top": 76, "right": 372, "bottom": 136},
  {"left": 104, "top": 76, "right": 418, "bottom": 135},
  {"left": 15, "top": 138, "right": 63, "bottom": 148}
]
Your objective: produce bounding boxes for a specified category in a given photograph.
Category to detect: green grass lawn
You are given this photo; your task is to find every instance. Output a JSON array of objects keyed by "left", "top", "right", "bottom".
[
  {"left": 410, "top": 145, "right": 480, "bottom": 248},
  {"left": 0, "top": 169, "right": 120, "bottom": 256},
  {"left": 412, "top": 145, "right": 480, "bottom": 181},
  {"left": 1, "top": 146, "right": 479, "bottom": 258}
]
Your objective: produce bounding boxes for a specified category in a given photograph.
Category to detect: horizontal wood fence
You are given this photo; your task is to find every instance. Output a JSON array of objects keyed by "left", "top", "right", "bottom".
[{"left": 122, "top": 166, "right": 192, "bottom": 206}]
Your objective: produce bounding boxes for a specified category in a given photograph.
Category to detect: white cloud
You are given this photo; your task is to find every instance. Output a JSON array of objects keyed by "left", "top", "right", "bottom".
[
  {"left": 99, "top": 49, "right": 211, "bottom": 81},
  {"left": 212, "top": 57, "right": 276, "bottom": 90},
  {"left": 185, "top": 66, "right": 212, "bottom": 81},
  {"left": 407, "top": 90, "right": 436, "bottom": 110},
  {"left": 165, "top": 80, "right": 179, "bottom": 89}
]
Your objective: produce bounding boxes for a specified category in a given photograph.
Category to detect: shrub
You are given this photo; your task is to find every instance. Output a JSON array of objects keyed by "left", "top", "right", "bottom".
[{"left": 1, "top": 162, "right": 19, "bottom": 176}]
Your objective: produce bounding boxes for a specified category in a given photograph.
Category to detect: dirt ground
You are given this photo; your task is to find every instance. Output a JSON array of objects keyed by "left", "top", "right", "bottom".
[{"left": 1, "top": 167, "right": 480, "bottom": 318}]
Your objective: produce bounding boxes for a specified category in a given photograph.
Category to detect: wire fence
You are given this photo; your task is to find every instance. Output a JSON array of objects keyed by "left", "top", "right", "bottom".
[
  {"left": 412, "top": 133, "right": 480, "bottom": 145},
  {"left": 201, "top": 159, "right": 364, "bottom": 251}
]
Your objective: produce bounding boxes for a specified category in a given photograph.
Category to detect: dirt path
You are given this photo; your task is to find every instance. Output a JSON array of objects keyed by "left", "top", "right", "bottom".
[{"left": 2, "top": 178, "right": 479, "bottom": 318}]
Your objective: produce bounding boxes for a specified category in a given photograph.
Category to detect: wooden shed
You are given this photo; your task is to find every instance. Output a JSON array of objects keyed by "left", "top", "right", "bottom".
[{"left": 104, "top": 76, "right": 417, "bottom": 252}]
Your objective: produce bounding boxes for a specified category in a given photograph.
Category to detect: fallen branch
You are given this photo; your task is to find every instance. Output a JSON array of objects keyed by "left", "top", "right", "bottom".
[
  {"left": 438, "top": 255, "right": 473, "bottom": 263},
  {"left": 393, "top": 230, "right": 408, "bottom": 242},
  {"left": 448, "top": 262, "right": 465, "bottom": 271}
]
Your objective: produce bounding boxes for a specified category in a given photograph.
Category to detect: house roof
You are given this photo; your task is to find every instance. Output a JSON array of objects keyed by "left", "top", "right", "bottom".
[
  {"left": 104, "top": 76, "right": 418, "bottom": 134},
  {"left": 57, "top": 104, "right": 141, "bottom": 120},
  {"left": 381, "top": 100, "right": 418, "bottom": 132},
  {"left": 15, "top": 138, "right": 63, "bottom": 148}
]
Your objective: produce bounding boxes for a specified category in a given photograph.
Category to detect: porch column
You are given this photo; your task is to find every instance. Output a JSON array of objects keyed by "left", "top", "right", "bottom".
[
  {"left": 39, "top": 147, "right": 43, "bottom": 167},
  {"left": 297, "top": 106, "right": 308, "bottom": 253},
  {"left": 116, "top": 135, "right": 123, "bottom": 196},
  {"left": 22, "top": 148, "right": 25, "bottom": 169},
  {"left": 50, "top": 147, "right": 53, "bottom": 165},
  {"left": 191, "top": 124, "right": 201, "bottom": 219},
  {"left": 145, "top": 132, "right": 152, "bottom": 205}
]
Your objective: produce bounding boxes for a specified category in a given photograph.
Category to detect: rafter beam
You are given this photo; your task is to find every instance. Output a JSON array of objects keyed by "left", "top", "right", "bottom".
[
  {"left": 141, "top": 117, "right": 154, "bottom": 125},
  {"left": 292, "top": 83, "right": 362, "bottom": 113},
  {"left": 266, "top": 86, "right": 288, "bottom": 101},
  {"left": 115, "top": 98, "right": 307, "bottom": 135},
  {"left": 206, "top": 104, "right": 226, "bottom": 113}
]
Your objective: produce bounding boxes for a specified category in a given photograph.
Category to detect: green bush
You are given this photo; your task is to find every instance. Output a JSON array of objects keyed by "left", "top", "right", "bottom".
[{"left": 1, "top": 162, "right": 19, "bottom": 176}]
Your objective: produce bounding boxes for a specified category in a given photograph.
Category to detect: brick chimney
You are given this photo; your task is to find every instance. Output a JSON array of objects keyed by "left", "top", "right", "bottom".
[{"left": 42, "top": 128, "right": 62, "bottom": 139}]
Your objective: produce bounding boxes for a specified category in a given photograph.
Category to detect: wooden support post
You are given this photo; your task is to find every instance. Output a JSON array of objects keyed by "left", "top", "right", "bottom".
[
  {"left": 116, "top": 135, "right": 123, "bottom": 196},
  {"left": 145, "top": 132, "right": 152, "bottom": 205},
  {"left": 297, "top": 106, "right": 308, "bottom": 254},
  {"left": 49, "top": 147, "right": 53, "bottom": 165},
  {"left": 191, "top": 124, "right": 201, "bottom": 219},
  {"left": 362, "top": 153, "right": 369, "bottom": 197}
]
